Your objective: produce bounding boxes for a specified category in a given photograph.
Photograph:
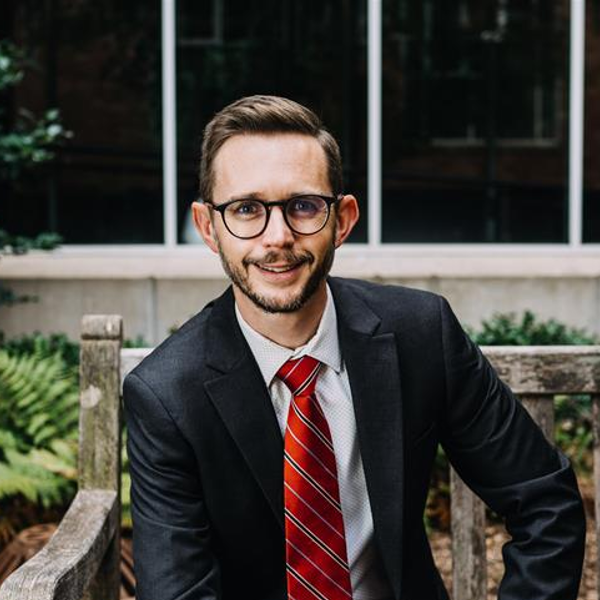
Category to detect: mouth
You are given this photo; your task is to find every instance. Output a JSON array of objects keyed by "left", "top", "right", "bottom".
[{"left": 256, "top": 263, "right": 301, "bottom": 274}]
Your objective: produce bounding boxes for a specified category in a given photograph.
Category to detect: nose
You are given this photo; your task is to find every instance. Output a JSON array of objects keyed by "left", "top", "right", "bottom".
[{"left": 261, "top": 206, "right": 295, "bottom": 247}]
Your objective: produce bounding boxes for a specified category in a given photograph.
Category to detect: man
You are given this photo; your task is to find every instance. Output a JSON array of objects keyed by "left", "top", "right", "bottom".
[{"left": 124, "top": 95, "right": 585, "bottom": 600}]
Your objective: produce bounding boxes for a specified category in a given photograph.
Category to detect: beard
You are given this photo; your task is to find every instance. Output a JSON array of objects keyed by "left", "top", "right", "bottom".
[{"left": 216, "top": 240, "right": 335, "bottom": 314}]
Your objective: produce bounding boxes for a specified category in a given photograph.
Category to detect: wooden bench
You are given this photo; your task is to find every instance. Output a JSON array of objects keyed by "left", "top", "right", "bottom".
[{"left": 0, "top": 314, "right": 599, "bottom": 600}]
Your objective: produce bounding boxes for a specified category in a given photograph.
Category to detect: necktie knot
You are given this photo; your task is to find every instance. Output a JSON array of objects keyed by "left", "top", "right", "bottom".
[{"left": 277, "top": 355, "right": 321, "bottom": 397}]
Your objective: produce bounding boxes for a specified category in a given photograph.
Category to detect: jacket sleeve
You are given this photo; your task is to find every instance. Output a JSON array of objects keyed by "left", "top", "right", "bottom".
[
  {"left": 123, "top": 371, "right": 221, "bottom": 600},
  {"left": 438, "top": 297, "right": 586, "bottom": 600}
]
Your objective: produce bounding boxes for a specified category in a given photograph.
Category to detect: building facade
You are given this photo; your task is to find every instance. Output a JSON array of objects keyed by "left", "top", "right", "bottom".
[{"left": 1, "top": 0, "right": 599, "bottom": 342}]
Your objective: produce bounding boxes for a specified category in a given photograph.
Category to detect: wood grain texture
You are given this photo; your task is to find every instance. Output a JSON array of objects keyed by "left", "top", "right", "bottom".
[
  {"left": 451, "top": 468, "right": 487, "bottom": 600},
  {"left": 593, "top": 394, "right": 600, "bottom": 600},
  {"left": 78, "top": 316, "right": 123, "bottom": 600},
  {"left": 80, "top": 315, "right": 123, "bottom": 341},
  {"left": 0, "top": 490, "right": 117, "bottom": 600},
  {"left": 482, "top": 346, "right": 600, "bottom": 394},
  {"left": 521, "top": 395, "right": 555, "bottom": 443}
]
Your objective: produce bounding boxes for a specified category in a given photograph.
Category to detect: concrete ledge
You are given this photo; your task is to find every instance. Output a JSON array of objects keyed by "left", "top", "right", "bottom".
[{"left": 2, "top": 246, "right": 600, "bottom": 279}]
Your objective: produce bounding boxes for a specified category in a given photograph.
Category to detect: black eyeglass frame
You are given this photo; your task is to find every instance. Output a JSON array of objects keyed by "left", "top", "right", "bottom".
[{"left": 204, "top": 194, "right": 343, "bottom": 239}]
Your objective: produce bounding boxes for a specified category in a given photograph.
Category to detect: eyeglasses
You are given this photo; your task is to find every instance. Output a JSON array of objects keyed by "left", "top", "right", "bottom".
[{"left": 204, "top": 194, "right": 341, "bottom": 240}]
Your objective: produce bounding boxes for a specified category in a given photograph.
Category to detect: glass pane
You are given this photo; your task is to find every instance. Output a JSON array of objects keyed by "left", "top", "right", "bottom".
[
  {"left": 381, "top": 0, "right": 569, "bottom": 243},
  {"left": 2, "top": 1, "right": 163, "bottom": 244},
  {"left": 583, "top": 3, "right": 599, "bottom": 243},
  {"left": 176, "top": 0, "right": 368, "bottom": 244}
]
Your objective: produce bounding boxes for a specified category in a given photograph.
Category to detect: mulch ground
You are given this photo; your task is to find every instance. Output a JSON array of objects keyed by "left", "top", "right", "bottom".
[{"left": 430, "top": 477, "right": 597, "bottom": 599}]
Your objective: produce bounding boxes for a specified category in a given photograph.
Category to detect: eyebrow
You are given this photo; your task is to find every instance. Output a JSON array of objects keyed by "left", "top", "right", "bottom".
[{"left": 227, "top": 191, "right": 329, "bottom": 202}]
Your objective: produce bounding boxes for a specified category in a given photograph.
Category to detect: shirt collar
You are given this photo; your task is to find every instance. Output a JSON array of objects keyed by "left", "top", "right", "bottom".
[{"left": 234, "top": 284, "right": 342, "bottom": 388}]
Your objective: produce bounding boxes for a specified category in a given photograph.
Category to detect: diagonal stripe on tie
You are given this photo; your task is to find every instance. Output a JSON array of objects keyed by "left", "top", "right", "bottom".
[{"left": 278, "top": 355, "right": 353, "bottom": 600}]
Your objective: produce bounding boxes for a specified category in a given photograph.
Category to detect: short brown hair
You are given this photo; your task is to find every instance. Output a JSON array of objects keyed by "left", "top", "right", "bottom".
[{"left": 199, "top": 95, "right": 343, "bottom": 203}]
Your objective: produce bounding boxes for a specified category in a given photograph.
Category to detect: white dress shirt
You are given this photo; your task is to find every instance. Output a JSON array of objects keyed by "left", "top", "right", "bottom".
[{"left": 235, "top": 285, "right": 393, "bottom": 600}]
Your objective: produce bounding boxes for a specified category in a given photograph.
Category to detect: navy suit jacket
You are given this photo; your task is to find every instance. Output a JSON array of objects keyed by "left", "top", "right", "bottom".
[{"left": 123, "top": 277, "right": 585, "bottom": 600}]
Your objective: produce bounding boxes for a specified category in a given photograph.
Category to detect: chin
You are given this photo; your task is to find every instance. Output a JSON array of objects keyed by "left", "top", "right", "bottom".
[{"left": 249, "top": 289, "right": 309, "bottom": 314}]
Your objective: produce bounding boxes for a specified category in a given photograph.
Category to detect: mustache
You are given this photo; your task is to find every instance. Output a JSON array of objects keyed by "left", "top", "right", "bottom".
[{"left": 243, "top": 250, "right": 314, "bottom": 268}]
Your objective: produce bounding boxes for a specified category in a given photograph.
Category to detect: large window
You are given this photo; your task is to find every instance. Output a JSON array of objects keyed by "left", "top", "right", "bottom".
[
  {"left": 1, "top": 0, "right": 596, "bottom": 248},
  {"left": 175, "top": 0, "right": 368, "bottom": 243},
  {"left": 2, "top": 1, "right": 163, "bottom": 243},
  {"left": 381, "top": 0, "right": 569, "bottom": 243}
]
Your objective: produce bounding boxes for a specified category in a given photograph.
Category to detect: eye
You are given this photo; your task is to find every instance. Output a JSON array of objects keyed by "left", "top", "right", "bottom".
[
  {"left": 288, "top": 196, "right": 324, "bottom": 218},
  {"left": 228, "top": 200, "right": 264, "bottom": 219}
]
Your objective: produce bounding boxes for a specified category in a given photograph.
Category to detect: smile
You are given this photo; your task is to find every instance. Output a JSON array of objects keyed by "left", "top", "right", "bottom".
[{"left": 256, "top": 263, "right": 301, "bottom": 273}]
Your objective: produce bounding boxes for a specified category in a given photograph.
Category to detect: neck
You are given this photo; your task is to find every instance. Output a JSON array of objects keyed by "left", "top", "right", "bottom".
[{"left": 234, "top": 284, "right": 327, "bottom": 349}]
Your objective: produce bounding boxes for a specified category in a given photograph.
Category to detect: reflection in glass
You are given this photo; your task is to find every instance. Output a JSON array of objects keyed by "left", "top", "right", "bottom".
[
  {"left": 176, "top": 0, "right": 368, "bottom": 243},
  {"left": 382, "top": 0, "right": 569, "bottom": 243},
  {"left": 2, "top": 1, "right": 163, "bottom": 243}
]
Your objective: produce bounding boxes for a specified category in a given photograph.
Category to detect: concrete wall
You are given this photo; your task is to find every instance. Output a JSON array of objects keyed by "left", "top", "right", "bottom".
[{"left": 2, "top": 249, "right": 599, "bottom": 345}]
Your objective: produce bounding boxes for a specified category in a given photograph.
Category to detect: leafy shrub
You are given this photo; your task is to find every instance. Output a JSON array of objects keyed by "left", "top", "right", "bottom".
[
  {"left": 0, "top": 40, "right": 72, "bottom": 180},
  {"left": 467, "top": 309, "right": 599, "bottom": 346},
  {"left": 0, "top": 332, "right": 79, "bottom": 369},
  {"left": 427, "top": 311, "right": 599, "bottom": 530},
  {"left": 468, "top": 310, "right": 597, "bottom": 473}
]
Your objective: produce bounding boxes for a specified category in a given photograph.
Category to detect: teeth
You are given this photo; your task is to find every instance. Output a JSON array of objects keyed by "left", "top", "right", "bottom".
[{"left": 260, "top": 265, "right": 297, "bottom": 273}]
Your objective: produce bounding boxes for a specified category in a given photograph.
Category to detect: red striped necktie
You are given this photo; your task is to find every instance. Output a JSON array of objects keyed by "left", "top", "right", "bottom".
[{"left": 277, "top": 355, "right": 353, "bottom": 600}]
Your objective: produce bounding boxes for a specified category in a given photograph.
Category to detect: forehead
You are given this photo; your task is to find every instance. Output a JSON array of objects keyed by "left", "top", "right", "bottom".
[{"left": 212, "top": 133, "right": 329, "bottom": 201}]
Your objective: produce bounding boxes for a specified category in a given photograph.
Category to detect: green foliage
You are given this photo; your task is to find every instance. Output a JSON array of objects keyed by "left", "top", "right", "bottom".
[
  {"left": 0, "top": 230, "right": 64, "bottom": 307},
  {"left": 0, "top": 41, "right": 24, "bottom": 91},
  {"left": 0, "top": 230, "right": 63, "bottom": 256},
  {"left": 0, "top": 230, "right": 63, "bottom": 307},
  {"left": 0, "top": 286, "right": 37, "bottom": 307},
  {"left": 0, "top": 40, "right": 67, "bottom": 309},
  {"left": 554, "top": 394, "right": 594, "bottom": 473},
  {"left": 0, "top": 331, "right": 146, "bottom": 524},
  {"left": 0, "top": 41, "right": 72, "bottom": 180},
  {"left": 0, "top": 348, "right": 78, "bottom": 507},
  {"left": 466, "top": 310, "right": 598, "bottom": 476},
  {"left": 467, "top": 309, "right": 599, "bottom": 346},
  {"left": 0, "top": 332, "right": 80, "bottom": 369},
  {"left": 0, "top": 109, "right": 72, "bottom": 178}
]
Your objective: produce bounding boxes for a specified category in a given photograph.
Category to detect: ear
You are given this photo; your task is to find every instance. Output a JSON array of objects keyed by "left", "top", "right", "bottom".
[
  {"left": 191, "top": 201, "right": 219, "bottom": 254},
  {"left": 333, "top": 194, "right": 360, "bottom": 247}
]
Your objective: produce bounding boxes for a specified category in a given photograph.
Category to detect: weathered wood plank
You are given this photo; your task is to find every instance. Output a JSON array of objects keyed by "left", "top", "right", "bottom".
[
  {"left": 593, "top": 394, "right": 600, "bottom": 600},
  {"left": 118, "top": 346, "right": 600, "bottom": 397},
  {"left": 450, "top": 468, "right": 487, "bottom": 600},
  {"left": 81, "top": 315, "right": 123, "bottom": 341},
  {"left": 482, "top": 346, "right": 600, "bottom": 394},
  {"left": 521, "top": 394, "right": 555, "bottom": 443},
  {"left": 78, "top": 315, "right": 123, "bottom": 600},
  {"left": 0, "top": 490, "right": 118, "bottom": 600}
]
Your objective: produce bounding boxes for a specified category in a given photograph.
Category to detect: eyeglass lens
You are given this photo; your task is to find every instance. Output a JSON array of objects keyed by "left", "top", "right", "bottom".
[{"left": 223, "top": 195, "right": 329, "bottom": 238}]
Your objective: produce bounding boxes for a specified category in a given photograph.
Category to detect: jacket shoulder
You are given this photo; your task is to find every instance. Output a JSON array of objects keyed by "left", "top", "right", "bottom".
[
  {"left": 329, "top": 276, "right": 443, "bottom": 322},
  {"left": 127, "top": 297, "right": 216, "bottom": 386}
]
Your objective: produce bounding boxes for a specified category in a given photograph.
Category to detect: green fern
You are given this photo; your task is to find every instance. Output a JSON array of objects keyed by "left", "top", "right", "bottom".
[
  {"left": 0, "top": 348, "right": 79, "bottom": 507},
  {"left": 0, "top": 447, "right": 76, "bottom": 507},
  {"left": 0, "top": 343, "right": 132, "bottom": 525},
  {"left": 0, "top": 349, "right": 78, "bottom": 450}
]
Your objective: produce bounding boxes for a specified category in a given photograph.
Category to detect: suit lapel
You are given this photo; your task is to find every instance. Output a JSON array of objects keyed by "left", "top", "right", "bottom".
[
  {"left": 200, "top": 280, "right": 406, "bottom": 597},
  {"left": 203, "top": 288, "right": 285, "bottom": 531},
  {"left": 330, "top": 278, "right": 405, "bottom": 600}
]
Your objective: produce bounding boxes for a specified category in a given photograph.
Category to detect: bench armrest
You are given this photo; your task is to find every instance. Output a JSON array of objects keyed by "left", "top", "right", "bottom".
[{"left": 0, "top": 490, "right": 118, "bottom": 600}]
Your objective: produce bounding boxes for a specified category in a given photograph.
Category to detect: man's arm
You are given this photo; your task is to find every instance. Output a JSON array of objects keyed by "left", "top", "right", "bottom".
[
  {"left": 438, "top": 297, "right": 586, "bottom": 600},
  {"left": 123, "top": 371, "right": 221, "bottom": 600}
]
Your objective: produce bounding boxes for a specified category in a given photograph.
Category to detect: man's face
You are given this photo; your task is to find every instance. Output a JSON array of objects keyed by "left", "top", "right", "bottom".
[{"left": 194, "top": 133, "right": 355, "bottom": 314}]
